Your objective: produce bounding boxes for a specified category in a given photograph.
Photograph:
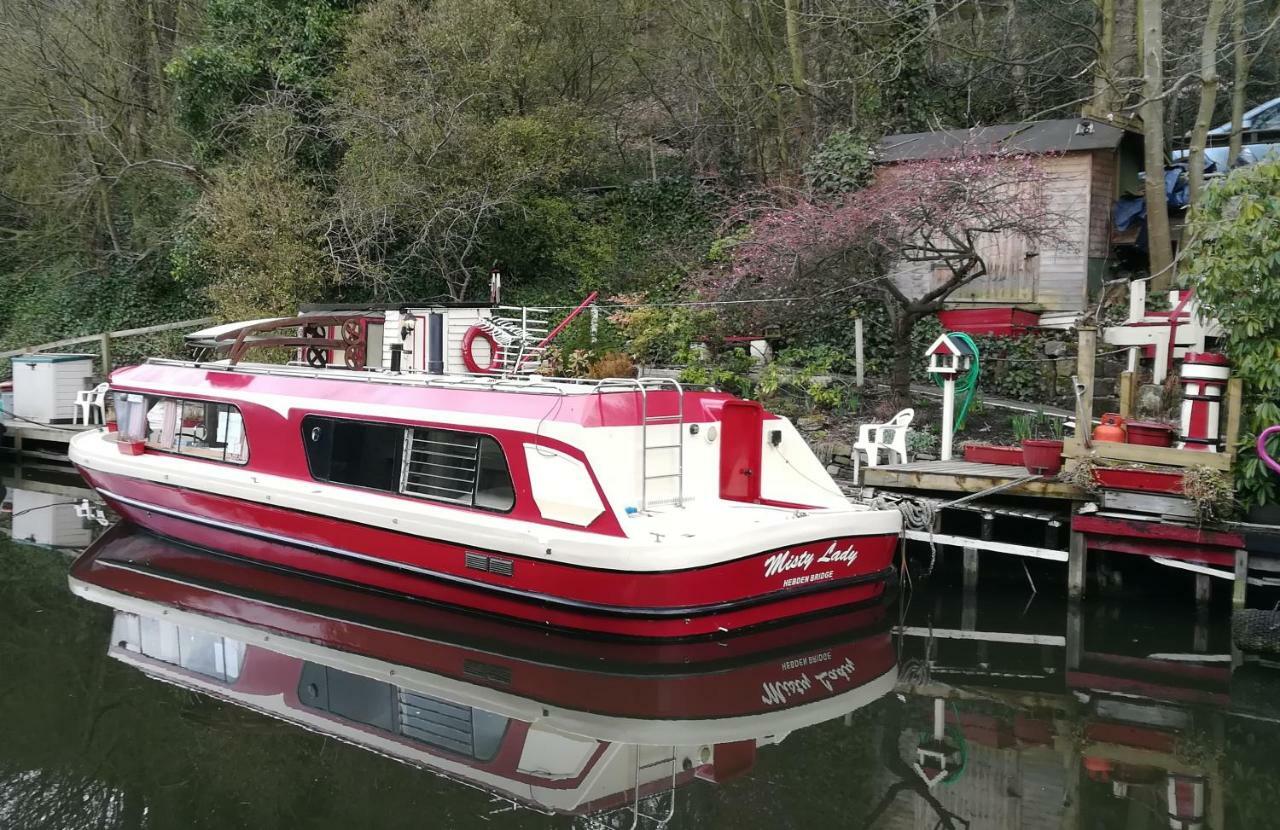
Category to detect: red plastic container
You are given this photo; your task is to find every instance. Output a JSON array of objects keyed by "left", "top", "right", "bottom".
[
  {"left": 962, "top": 443, "right": 1025, "bottom": 465},
  {"left": 116, "top": 439, "right": 145, "bottom": 456},
  {"left": 1125, "top": 421, "right": 1175, "bottom": 447},
  {"left": 1092, "top": 467, "right": 1185, "bottom": 494},
  {"left": 1022, "top": 439, "right": 1065, "bottom": 475}
]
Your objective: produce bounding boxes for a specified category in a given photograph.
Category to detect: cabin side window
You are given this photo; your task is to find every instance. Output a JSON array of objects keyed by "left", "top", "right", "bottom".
[
  {"left": 142, "top": 396, "right": 248, "bottom": 464},
  {"left": 402, "top": 428, "right": 515, "bottom": 512},
  {"left": 302, "top": 415, "right": 405, "bottom": 492},
  {"left": 301, "top": 417, "right": 514, "bottom": 511}
]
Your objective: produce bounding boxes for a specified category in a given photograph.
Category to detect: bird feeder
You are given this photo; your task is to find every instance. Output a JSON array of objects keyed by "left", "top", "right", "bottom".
[
  {"left": 924, "top": 334, "right": 978, "bottom": 461},
  {"left": 913, "top": 698, "right": 962, "bottom": 788}
]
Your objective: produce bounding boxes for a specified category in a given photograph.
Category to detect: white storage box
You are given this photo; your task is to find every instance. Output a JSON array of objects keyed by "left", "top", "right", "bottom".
[{"left": 10, "top": 353, "right": 95, "bottom": 423}]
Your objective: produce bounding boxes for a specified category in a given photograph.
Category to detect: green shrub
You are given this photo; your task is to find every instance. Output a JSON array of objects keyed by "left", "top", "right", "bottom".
[{"left": 1182, "top": 160, "right": 1280, "bottom": 508}]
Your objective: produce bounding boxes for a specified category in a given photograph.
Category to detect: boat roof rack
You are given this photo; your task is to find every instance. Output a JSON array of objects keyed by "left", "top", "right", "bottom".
[{"left": 143, "top": 358, "right": 713, "bottom": 397}]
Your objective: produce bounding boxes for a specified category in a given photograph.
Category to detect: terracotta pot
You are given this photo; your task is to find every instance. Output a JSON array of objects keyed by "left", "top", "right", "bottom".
[
  {"left": 1126, "top": 421, "right": 1175, "bottom": 447},
  {"left": 1021, "top": 439, "right": 1064, "bottom": 475},
  {"left": 962, "top": 443, "right": 1025, "bottom": 465}
]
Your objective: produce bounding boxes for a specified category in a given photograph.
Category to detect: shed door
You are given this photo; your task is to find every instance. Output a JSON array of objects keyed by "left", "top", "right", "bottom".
[
  {"left": 938, "top": 231, "right": 1040, "bottom": 304},
  {"left": 719, "top": 401, "right": 763, "bottom": 502}
]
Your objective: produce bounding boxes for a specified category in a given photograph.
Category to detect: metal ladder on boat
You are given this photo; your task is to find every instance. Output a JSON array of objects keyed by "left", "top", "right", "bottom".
[
  {"left": 598, "top": 378, "right": 686, "bottom": 511},
  {"left": 584, "top": 746, "right": 678, "bottom": 830}
]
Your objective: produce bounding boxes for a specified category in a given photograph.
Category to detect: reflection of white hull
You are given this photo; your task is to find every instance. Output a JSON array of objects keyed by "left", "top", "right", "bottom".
[{"left": 72, "top": 577, "right": 896, "bottom": 746}]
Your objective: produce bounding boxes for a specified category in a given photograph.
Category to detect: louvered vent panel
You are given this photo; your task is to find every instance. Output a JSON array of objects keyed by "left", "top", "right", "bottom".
[{"left": 402, "top": 429, "right": 479, "bottom": 504}]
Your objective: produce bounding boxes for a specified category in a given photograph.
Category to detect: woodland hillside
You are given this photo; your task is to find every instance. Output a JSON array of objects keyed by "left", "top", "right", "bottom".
[{"left": 1, "top": 0, "right": 1278, "bottom": 353}]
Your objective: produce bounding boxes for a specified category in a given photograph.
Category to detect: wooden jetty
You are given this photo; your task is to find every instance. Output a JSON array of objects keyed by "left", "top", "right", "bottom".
[
  {"left": 865, "top": 322, "right": 1260, "bottom": 610},
  {"left": 2, "top": 317, "right": 212, "bottom": 463},
  {"left": 0, "top": 420, "right": 94, "bottom": 462}
]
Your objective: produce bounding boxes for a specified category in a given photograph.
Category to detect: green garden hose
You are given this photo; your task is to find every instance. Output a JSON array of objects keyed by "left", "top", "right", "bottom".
[{"left": 931, "top": 332, "right": 980, "bottom": 433}]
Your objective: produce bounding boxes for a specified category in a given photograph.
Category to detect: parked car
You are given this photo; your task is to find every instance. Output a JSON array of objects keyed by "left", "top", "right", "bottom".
[{"left": 1176, "top": 95, "right": 1280, "bottom": 170}]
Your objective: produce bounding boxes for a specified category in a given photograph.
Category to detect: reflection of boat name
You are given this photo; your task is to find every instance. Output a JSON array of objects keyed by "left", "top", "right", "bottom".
[
  {"left": 760, "top": 658, "right": 856, "bottom": 705},
  {"left": 779, "top": 651, "right": 831, "bottom": 671},
  {"left": 813, "top": 658, "right": 857, "bottom": 692},
  {"left": 763, "top": 542, "right": 859, "bottom": 579},
  {"left": 760, "top": 673, "right": 813, "bottom": 706}
]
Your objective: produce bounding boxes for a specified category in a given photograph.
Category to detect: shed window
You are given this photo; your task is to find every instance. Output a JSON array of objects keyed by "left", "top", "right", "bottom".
[
  {"left": 143, "top": 397, "right": 248, "bottom": 464},
  {"left": 302, "top": 415, "right": 404, "bottom": 492},
  {"left": 401, "top": 428, "right": 514, "bottom": 512}
]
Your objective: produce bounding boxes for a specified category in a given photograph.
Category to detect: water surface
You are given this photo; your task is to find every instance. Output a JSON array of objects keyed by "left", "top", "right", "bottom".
[{"left": 2, "top": 467, "right": 1279, "bottom": 829}]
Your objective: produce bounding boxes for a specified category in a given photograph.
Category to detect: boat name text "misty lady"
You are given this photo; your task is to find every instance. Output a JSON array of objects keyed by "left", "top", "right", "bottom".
[{"left": 763, "top": 541, "right": 859, "bottom": 579}]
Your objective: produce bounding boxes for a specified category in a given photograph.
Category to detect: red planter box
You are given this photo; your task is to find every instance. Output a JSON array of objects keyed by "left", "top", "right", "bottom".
[
  {"left": 963, "top": 443, "right": 1025, "bottom": 465},
  {"left": 1126, "top": 421, "right": 1176, "bottom": 447},
  {"left": 1092, "top": 467, "right": 1186, "bottom": 495},
  {"left": 937, "top": 308, "right": 1041, "bottom": 337}
]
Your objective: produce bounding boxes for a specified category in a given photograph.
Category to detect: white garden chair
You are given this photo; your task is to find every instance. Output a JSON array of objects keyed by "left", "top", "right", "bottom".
[
  {"left": 75, "top": 382, "right": 109, "bottom": 425},
  {"left": 852, "top": 408, "right": 914, "bottom": 482}
]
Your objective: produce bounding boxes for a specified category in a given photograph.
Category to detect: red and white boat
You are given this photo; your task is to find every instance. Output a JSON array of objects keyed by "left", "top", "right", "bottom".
[
  {"left": 70, "top": 309, "right": 900, "bottom": 638},
  {"left": 69, "top": 526, "right": 897, "bottom": 818}
]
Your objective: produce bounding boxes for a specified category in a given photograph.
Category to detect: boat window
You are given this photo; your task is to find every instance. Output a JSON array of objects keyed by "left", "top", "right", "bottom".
[
  {"left": 143, "top": 397, "right": 248, "bottom": 464},
  {"left": 302, "top": 415, "right": 405, "bottom": 492},
  {"left": 133, "top": 616, "right": 245, "bottom": 683},
  {"left": 401, "top": 428, "right": 515, "bottom": 512},
  {"left": 297, "top": 663, "right": 510, "bottom": 761}
]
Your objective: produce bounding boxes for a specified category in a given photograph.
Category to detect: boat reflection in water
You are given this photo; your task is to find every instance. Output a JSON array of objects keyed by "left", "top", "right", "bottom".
[{"left": 68, "top": 523, "right": 898, "bottom": 821}]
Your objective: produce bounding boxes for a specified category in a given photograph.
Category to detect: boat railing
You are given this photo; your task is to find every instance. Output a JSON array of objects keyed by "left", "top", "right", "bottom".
[
  {"left": 596, "top": 377, "right": 687, "bottom": 510},
  {"left": 142, "top": 357, "right": 706, "bottom": 398}
]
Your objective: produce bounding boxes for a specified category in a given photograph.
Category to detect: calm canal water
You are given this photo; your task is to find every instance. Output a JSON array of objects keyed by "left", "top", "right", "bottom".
[{"left": 3, "top": 466, "right": 1280, "bottom": 829}]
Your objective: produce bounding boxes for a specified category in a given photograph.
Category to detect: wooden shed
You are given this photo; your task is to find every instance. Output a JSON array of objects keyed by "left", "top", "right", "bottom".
[{"left": 876, "top": 118, "right": 1143, "bottom": 323}]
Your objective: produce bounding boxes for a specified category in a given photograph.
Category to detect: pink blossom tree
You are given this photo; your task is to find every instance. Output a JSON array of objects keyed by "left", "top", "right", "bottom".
[{"left": 713, "top": 151, "right": 1069, "bottom": 402}]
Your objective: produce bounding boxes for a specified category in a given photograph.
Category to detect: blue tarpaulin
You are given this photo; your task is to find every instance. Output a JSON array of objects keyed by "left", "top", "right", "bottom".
[{"left": 1112, "top": 165, "right": 1190, "bottom": 249}]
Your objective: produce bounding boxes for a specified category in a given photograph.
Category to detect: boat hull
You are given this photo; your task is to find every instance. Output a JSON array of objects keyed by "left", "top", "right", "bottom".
[{"left": 77, "top": 467, "right": 899, "bottom": 638}]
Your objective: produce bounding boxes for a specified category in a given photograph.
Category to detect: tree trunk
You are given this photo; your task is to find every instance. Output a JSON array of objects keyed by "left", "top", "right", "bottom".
[
  {"left": 782, "top": 0, "right": 812, "bottom": 147},
  {"left": 1228, "top": 0, "right": 1248, "bottom": 166},
  {"left": 1091, "top": 0, "right": 1117, "bottom": 114},
  {"left": 1140, "top": 0, "right": 1174, "bottom": 289},
  {"left": 1188, "top": 0, "right": 1227, "bottom": 206},
  {"left": 888, "top": 310, "right": 920, "bottom": 406}
]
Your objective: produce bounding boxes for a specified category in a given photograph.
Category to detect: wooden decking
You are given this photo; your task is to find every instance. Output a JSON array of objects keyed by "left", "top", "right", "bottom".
[
  {"left": 1, "top": 420, "right": 94, "bottom": 461},
  {"left": 861, "top": 459, "right": 1086, "bottom": 500}
]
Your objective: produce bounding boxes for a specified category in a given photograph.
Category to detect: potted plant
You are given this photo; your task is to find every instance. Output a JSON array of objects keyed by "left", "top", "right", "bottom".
[{"left": 1017, "top": 411, "right": 1065, "bottom": 475}]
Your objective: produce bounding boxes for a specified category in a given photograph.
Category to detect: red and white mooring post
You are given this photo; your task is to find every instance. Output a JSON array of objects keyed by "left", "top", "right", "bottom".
[{"left": 1178, "top": 352, "right": 1230, "bottom": 452}]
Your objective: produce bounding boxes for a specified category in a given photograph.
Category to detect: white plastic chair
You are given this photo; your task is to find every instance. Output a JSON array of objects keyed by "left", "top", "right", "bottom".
[
  {"left": 853, "top": 408, "right": 914, "bottom": 481},
  {"left": 75, "top": 383, "right": 109, "bottom": 425}
]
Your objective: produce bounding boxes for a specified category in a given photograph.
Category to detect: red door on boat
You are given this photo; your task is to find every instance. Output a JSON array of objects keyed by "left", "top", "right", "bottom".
[{"left": 720, "top": 400, "right": 763, "bottom": 502}]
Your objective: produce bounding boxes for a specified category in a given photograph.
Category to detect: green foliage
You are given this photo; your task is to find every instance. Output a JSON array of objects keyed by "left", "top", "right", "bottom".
[
  {"left": 609, "top": 299, "right": 718, "bottom": 366},
  {"left": 167, "top": 0, "right": 355, "bottom": 152},
  {"left": 1182, "top": 160, "right": 1280, "bottom": 508},
  {"left": 1012, "top": 410, "right": 1064, "bottom": 442},
  {"left": 679, "top": 348, "right": 756, "bottom": 398},
  {"left": 969, "top": 334, "right": 1063, "bottom": 403},
  {"left": 173, "top": 155, "right": 334, "bottom": 320},
  {"left": 805, "top": 131, "right": 875, "bottom": 195},
  {"left": 907, "top": 425, "right": 940, "bottom": 457}
]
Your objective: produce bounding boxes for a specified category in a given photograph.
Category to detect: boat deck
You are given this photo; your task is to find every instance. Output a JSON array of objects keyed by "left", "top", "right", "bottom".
[{"left": 861, "top": 459, "right": 1086, "bottom": 500}]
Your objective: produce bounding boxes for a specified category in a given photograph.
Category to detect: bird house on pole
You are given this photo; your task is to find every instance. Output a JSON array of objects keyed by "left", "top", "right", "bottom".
[
  {"left": 924, "top": 333, "right": 977, "bottom": 461},
  {"left": 925, "top": 333, "right": 977, "bottom": 377}
]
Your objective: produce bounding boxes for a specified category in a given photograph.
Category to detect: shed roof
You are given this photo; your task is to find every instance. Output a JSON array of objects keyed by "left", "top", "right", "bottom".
[{"left": 876, "top": 118, "right": 1132, "bottom": 163}]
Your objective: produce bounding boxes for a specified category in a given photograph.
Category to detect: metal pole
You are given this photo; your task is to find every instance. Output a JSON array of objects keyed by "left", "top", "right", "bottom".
[
  {"left": 855, "top": 317, "right": 864, "bottom": 387},
  {"left": 590, "top": 304, "right": 599, "bottom": 344}
]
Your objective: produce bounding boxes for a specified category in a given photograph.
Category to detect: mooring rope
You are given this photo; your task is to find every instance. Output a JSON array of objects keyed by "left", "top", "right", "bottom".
[{"left": 876, "top": 472, "right": 1043, "bottom": 580}]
